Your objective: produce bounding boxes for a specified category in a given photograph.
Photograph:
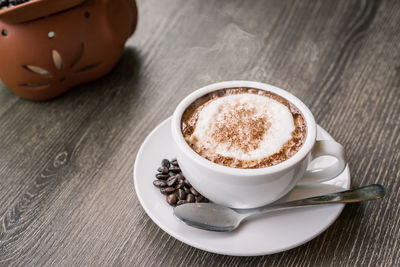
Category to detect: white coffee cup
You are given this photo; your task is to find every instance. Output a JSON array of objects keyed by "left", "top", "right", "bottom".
[{"left": 171, "top": 81, "right": 346, "bottom": 209}]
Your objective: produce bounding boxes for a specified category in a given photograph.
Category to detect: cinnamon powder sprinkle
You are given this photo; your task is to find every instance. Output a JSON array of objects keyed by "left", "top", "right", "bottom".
[{"left": 211, "top": 103, "right": 271, "bottom": 153}]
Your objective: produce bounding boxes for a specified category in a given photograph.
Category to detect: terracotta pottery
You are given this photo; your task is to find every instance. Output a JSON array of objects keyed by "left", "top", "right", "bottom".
[{"left": 0, "top": 0, "right": 137, "bottom": 100}]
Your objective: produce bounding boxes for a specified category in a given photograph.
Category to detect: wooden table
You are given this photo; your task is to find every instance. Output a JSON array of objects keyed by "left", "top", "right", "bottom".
[{"left": 1, "top": 0, "right": 399, "bottom": 266}]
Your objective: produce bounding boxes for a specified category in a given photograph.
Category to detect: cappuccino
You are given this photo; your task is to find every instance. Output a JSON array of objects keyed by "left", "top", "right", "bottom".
[{"left": 181, "top": 88, "right": 307, "bottom": 168}]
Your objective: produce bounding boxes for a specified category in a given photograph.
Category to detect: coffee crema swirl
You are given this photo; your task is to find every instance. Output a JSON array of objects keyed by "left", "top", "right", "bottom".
[{"left": 181, "top": 88, "right": 307, "bottom": 169}]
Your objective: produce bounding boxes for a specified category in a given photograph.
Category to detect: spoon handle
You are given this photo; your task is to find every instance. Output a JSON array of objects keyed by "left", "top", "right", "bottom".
[{"left": 246, "top": 184, "right": 385, "bottom": 217}]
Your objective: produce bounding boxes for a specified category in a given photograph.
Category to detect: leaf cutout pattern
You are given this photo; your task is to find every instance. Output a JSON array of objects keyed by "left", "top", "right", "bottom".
[
  {"left": 20, "top": 42, "right": 100, "bottom": 89},
  {"left": 71, "top": 43, "right": 84, "bottom": 68},
  {"left": 52, "top": 50, "right": 63, "bottom": 71},
  {"left": 23, "top": 65, "right": 50, "bottom": 76}
]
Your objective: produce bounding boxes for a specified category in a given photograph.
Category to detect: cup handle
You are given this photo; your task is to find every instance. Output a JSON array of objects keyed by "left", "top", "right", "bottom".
[{"left": 297, "top": 140, "right": 347, "bottom": 185}]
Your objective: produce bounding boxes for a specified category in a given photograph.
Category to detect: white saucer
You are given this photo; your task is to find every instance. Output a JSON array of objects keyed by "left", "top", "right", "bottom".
[{"left": 133, "top": 117, "right": 350, "bottom": 256}]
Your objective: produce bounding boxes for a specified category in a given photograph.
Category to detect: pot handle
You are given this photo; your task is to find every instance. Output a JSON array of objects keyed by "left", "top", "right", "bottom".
[{"left": 103, "top": 0, "right": 138, "bottom": 44}]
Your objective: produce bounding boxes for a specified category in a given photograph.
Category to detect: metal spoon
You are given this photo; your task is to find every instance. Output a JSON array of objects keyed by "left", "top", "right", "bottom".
[{"left": 173, "top": 184, "right": 385, "bottom": 232}]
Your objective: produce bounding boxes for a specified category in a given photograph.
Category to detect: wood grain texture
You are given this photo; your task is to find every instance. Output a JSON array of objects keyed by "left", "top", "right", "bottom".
[{"left": 0, "top": 0, "right": 399, "bottom": 266}]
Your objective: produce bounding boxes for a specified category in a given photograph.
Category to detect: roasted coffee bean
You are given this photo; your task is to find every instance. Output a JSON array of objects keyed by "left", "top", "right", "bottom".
[
  {"left": 167, "top": 175, "right": 177, "bottom": 181},
  {"left": 154, "top": 158, "right": 206, "bottom": 207},
  {"left": 177, "top": 177, "right": 184, "bottom": 185},
  {"left": 169, "top": 166, "right": 181, "bottom": 173},
  {"left": 198, "top": 196, "right": 208, "bottom": 202},
  {"left": 167, "top": 177, "right": 177, "bottom": 187},
  {"left": 157, "top": 166, "right": 169, "bottom": 174},
  {"left": 175, "top": 173, "right": 184, "bottom": 180},
  {"left": 183, "top": 186, "right": 190, "bottom": 194},
  {"left": 175, "top": 183, "right": 184, "bottom": 190},
  {"left": 155, "top": 173, "right": 169, "bottom": 180},
  {"left": 186, "top": 194, "right": 195, "bottom": 203},
  {"left": 160, "top": 187, "right": 175, "bottom": 195},
  {"left": 153, "top": 180, "right": 167, "bottom": 188},
  {"left": 167, "top": 194, "right": 178, "bottom": 206},
  {"left": 190, "top": 187, "right": 199, "bottom": 196},
  {"left": 195, "top": 195, "right": 205, "bottom": 203},
  {"left": 183, "top": 179, "right": 192, "bottom": 187},
  {"left": 161, "top": 159, "right": 170, "bottom": 168},
  {"left": 177, "top": 200, "right": 187, "bottom": 206},
  {"left": 177, "top": 189, "right": 186, "bottom": 200}
]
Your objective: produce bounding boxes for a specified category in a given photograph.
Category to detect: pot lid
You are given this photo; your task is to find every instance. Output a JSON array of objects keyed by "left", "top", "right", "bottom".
[{"left": 0, "top": 0, "right": 86, "bottom": 24}]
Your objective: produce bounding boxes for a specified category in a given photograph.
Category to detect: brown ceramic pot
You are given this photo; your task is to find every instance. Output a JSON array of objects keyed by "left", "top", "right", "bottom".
[{"left": 0, "top": 0, "right": 137, "bottom": 100}]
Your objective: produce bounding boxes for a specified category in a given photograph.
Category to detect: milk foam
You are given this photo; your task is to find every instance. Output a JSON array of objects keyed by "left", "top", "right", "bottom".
[{"left": 189, "top": 93, "right": 295, "bottom": 161}]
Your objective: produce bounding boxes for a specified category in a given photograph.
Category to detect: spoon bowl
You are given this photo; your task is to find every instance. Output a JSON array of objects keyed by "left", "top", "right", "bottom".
[{"left": 173, "top": 203, "right": 243, "bottom": 232}]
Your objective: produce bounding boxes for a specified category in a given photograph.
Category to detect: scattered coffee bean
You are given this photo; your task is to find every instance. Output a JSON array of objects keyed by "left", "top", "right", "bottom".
[
  {"left": 167, "top": 194, "right": 178, "bottom": 206},
  {"left": 175, "top": 173, "right": 184, "bottom": 180},
  {"left": 168, "top": 174, "right": 178, "bottom": 180},
  {"left": 183, "top": 179, "right": 191, "bottom": 187},
  {"left": 175, "top": 183, "right": 184, "bottom": 190},
  {"left": 177, "top": 189, "right": 186, "bottom": 200},
  {"left": 153, "top": 180, "right": 167, "bottom": 188},
  {"left": 157, "top": 166, "right": 169, "bottom": 174},
  {"left": 186, "top": 194, "right": 195, "bottom": 203},
  {"left": 177, "top": 200, "right": 187, "bottom": 205},
  {"left": 166, "top": 177, "right": 177, "bottom": 187},
  {"left": 160, "top": 187, "right": 175, "bottom": 195},
  {"left": 161, "top": 159, "right": 170, "bottom": 168},
  {"left": 153, "top": 158, "right": 209, "bottom": 206},
  {"left": 177, "top": 177, "right": 184, "bottom": 185},
  {"left": 169, "top": 166, "right": 181, "bottom": 173},
  {"left": 183, "top": 186, "right": 190, "bottom": 194},
  {"left": 190, "top": 187, "right": 199, "bottom": 196},
  {"left": 196, "top": 195, "right": 205, "bottom": 203},
  {"left": 197, "top": 196, "right": 209, "bottom": 203},
  {"left": 156, "top": 173, "right": 169, "bottom": 180}
]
